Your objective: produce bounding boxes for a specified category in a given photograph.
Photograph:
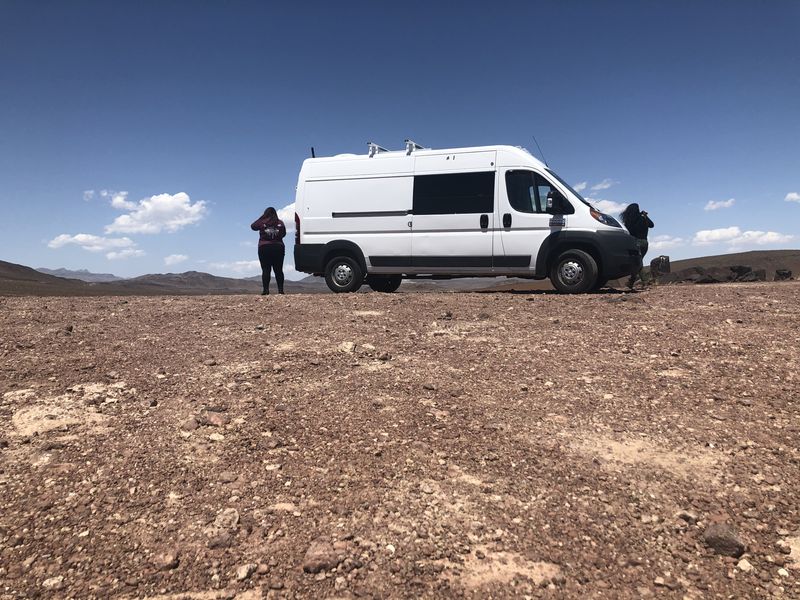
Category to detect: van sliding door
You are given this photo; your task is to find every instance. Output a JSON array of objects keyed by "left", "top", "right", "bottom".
[{"left": 410, "top": 152, "right": 496, "bottom": 273}]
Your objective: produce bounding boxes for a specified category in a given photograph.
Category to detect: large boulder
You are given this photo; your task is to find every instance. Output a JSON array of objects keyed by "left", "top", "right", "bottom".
[{"left": 775, "top": 269, "right": 793, "bottom": 281}]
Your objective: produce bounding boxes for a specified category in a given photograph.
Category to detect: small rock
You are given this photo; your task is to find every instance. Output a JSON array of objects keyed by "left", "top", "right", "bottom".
[
  {"left": 338, "top": 342, "right": 356, "bottom": 353},
  {"left": 207, "top": 532, "right": 232, "bottom": 549},
  {"left": 203, "top": 359, "right": 217, "bottom": 366},
  {"left": 42, "top": 576, "right": 64, "bottom": 590},
  {"left": 209, "top": 433, "right": 225, "bottom": 442},
  {"left": 214, "top": 508, "right": 240, "bottom": 530},
  {"left": 703, "top": 523, "right": 746, "bottom": 557},
  {"left": 737, "top": 558, "right": 754, "bottom": 573},
  {"left": 654, "top": 576, "right": 666, "bottom": 587},
  {"left": 219, "top": 471, "right": 237, "bottom": 483},
  {"left": 302, "top": 539, "right": 342, "bottom": 573},
  {"left": 153, "top": 551, "right": 179, "bottom": 570},
  {"left": 235, "top": 563, "right": 257, "bottom": 581},
  {"left": 422, "top": 383, "right": 436, "bottom": 391},
  {"left": 275, "top": 403, "right": 288, "bottom": 411},
  {"left": 378, "top": 352, "right": 391, "bottom": 361},
  {"left": 269, "top": 580, "right": 284, "bottom": 590},
  {"left": 180, "top": 418, "right": 199, "bottom": 432},
  {"left": 206, "top": 412, "right": 229, "bottom": 427},
  {"left": 676, "top": 510, "right": 699, "bottom": 524},
  {"left": 778, "top": 568, "right": 789, "bottom": 577}
]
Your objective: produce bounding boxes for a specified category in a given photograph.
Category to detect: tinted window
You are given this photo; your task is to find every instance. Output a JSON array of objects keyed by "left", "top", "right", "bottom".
[
  {"left": 506, "top": 170, "right": 573, "bottom": 214},
  {"left": 413, "top": 172, "right": 495, "bottom": 215}
]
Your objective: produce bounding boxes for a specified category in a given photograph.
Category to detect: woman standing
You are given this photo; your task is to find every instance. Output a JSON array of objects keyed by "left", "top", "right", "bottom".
[
  {"left": 251, "top": 207, "right": 287, "bottom": 295},
  {"left": 620, "top": 203, "right": 654, "bottom": 289}
]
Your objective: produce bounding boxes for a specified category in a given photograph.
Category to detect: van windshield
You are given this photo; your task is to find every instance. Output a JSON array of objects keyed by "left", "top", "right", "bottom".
[{"left": 546, "top": 169, "right": 592, "bottom": 208}]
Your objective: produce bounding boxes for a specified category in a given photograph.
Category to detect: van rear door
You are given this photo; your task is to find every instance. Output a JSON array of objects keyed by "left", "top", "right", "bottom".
[{"left": 410, "top": 152, "right": 496, "bottom": 273}]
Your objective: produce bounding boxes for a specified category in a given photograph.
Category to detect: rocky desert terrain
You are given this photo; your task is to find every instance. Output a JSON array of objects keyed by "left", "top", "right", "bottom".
[{"left": 1, "top": 282, "right": 799, "bottom": 599}]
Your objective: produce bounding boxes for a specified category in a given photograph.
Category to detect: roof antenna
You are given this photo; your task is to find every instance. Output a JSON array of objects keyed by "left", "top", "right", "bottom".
[
  {"left": 532, "top": 134, "right": 549, "bottom": 167},
  {"left": 310, "top": 146, "right": 316, "bottom": 158}
]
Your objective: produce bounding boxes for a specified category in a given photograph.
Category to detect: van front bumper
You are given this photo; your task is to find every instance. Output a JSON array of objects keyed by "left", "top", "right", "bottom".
[{"left": 598, "top": 231, "right": 641, "bottom": 280}]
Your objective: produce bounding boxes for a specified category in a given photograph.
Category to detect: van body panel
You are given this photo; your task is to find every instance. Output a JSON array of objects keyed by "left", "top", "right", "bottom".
[{"left": 293, "top": 144, "right": 639, "bottom": 287}]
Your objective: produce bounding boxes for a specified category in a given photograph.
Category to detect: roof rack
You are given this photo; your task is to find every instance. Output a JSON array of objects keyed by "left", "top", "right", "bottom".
[
  {"left": 367, "top": 142, "right": 389, "bottom": 158},
  {"left": 405, "top": 139, "right": 427, "bottom": 155}
]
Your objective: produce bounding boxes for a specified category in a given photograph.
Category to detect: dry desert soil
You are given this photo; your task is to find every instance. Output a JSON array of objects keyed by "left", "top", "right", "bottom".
[{"left": 1, "top": 283, "right": 799, "bottom": 599}]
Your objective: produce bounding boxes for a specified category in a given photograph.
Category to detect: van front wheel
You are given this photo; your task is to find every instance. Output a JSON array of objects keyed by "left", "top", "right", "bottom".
[
  {"left": 367, "top": 275, "right": 402, "bottom": 293},
  {"left": 325, "top": 256, "right": 364, "bottom": 293},
  {"left": 550, "top": 249, "right": 598, "bottom": 294}
]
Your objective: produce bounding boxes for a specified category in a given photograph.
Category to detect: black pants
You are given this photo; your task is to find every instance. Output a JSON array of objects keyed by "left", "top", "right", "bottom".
[
  {"left": 628, "top": 239, "right": 649, "bottom": 286},
  {"left": 258, "top": 244, "right": 285, "bottom": 292}
]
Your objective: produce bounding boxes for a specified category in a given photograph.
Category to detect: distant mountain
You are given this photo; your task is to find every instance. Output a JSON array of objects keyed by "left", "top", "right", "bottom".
[
  {"left": 37, "top": 267, "right": 123, "bottom": 282},
  {"left": 2, "top": 250, "right": 798, "bottom": 296}
]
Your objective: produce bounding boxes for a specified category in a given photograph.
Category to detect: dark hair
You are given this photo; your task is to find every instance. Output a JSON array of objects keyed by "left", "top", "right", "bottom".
[
  {"left": 620, "top": 203, "right": 641, "bottom": 230},
  {"left": 263, "top": 207, "right": 277, "bottom": 219}
]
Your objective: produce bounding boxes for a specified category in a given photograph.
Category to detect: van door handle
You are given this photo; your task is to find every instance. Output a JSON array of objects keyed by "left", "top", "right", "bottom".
[
  {"left": 503, "top": 213, "right": 512, "bottom": 228},
  {"left": 479, "top": 214, "right": 489, "bottom": 229}
]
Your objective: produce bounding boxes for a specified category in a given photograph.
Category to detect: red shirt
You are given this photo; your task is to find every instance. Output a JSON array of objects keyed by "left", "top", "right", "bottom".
[{"left": 251, "top": 217, "right": 287, "bottom": 247}]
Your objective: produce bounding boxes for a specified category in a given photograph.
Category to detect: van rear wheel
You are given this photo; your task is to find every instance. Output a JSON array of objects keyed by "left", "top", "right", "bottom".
[
  {"left": 550, "top": 249, "right": 598, "bottom": 294},
  {"left": 367, "top": 275, "right": 402, "bottom": 293},
  {"left": 324, "top": 256, "right": 363, "bottom": 293}
]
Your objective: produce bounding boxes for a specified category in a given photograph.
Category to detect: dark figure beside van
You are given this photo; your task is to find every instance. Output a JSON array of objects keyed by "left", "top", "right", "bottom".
[
  {"left": 620, "top": 203, "right": 654, "bottom": 289},
  {"left": 251, "top": 207, "right": 287, "bottom": 295}
]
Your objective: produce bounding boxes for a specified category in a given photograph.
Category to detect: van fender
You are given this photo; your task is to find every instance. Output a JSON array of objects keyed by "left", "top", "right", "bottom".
[
  {"left": 536, "top": 231, "right": 605, "bottom": 278},
  {"left": 322, "top": 240, "right": 368, "bottom": 273}
]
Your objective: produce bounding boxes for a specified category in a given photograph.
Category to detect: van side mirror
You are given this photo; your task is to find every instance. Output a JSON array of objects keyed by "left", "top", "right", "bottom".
[{"left": 546, "top": 190, "right": 568, "bottom": 214}]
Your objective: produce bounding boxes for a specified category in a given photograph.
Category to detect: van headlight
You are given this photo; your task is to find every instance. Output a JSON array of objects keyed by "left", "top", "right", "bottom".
[{"left": 590, "top": 208, "right": 621, "bottom": 228}]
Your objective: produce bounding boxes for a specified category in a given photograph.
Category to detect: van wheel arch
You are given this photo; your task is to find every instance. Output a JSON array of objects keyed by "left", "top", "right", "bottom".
[{"left": 322, "top": 241, "right": 367, "bottom": 274}]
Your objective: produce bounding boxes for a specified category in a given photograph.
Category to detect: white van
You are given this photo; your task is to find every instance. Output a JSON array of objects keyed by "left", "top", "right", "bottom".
[{"left": 293, "top": 142, "right": 640, "bottom": 293}]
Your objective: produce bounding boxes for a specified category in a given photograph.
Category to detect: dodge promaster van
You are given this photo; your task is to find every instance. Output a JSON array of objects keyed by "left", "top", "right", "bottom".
[{"left": 293, "top": 141, "right": 640, "bottom": 294}]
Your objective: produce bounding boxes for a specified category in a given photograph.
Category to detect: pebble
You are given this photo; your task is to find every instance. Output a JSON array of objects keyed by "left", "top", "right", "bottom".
[
  {"left": 209, "top": 433, "right": 225, "bottom": 442},
  {"left": 703, "top": 522, "right": 746, "bottom": 557},
  {"left": 219, "top": 471, "right": 237, "bottom": 483},
  {"left": 153, "top": 551, "right": 179, "bottom": 570},
  {"left": 42, "top": 576, "right": 64, "bottom": 590},
  {"left": 778, "top": 568, "right": 789, "bottom": 577},
  {"left": 302, "top": 539, "right": 342, "bottom": 573},
  {"left": 203, "top": 359, "right": 217, "bottom": 366},
  {"left": 737, "top": 558, "right": 754, "bottom": 573},
  {"left": 235, "top": 563, "right": 257, "bottom": 581},
  {"left": 214, "top": 508, "right": 240, "bottom": 530},
  {"left": 180, "top": 418, "right": 199, "bottom": 432}
]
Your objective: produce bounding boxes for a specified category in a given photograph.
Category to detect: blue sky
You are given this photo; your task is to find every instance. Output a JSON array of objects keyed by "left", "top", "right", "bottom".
[{"left": 1, "top": 0, "right": 798, "bottom": 279}]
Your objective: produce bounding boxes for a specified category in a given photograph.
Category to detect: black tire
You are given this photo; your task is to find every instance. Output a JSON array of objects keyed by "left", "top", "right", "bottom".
[
  {"left": 549, "top": 249, "right": 598, "bottom": 294},
  {"left": 367, "top": 275, "right": 402, "bottom": 293},
  {"left": 324, "top": 256, "right": 364, "bottom": 293}
]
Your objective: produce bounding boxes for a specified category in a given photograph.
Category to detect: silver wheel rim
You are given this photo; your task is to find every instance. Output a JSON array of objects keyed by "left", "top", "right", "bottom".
[
  {"left": 333, "top": 263, "right": 353, "bottom": 287},
  {"left": 559, "top": 260, "right": 584, "bottom": 286}
]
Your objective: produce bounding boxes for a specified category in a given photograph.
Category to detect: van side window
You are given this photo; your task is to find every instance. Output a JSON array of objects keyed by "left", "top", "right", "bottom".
[
  {"left": 506, "top": 170, "right": 536, "bottom": 213},
  {"left": 413, "top": 172, "right": 495, "bottom": 215},
  {"left": 506, "top": 171, "right": 573, "bottom": 214}
]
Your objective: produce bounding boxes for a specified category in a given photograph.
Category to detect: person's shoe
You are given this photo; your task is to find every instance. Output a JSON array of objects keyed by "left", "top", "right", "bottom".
[
  {"left": 278, "top": 288, "right": 285, "bottom": 295},
  {"left": 261, "top": 290, "right": 269, "bottom": 295}
]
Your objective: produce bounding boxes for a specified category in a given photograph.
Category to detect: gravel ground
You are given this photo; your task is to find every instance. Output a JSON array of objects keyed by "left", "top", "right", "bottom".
[{"left": 1, "top": 282, "right": 799, "bottom": 599}]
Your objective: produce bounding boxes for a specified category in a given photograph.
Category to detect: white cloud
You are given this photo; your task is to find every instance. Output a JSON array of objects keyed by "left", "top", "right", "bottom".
[
  {"left": 101, "top": 189, "right": 136, "bottom": 211},
  {"left": 785, "top": 192, "right": 800, "bottom": 203},
  {"left": 164, "top": 254, "right": 188, "bottom": 266},
  {"left": 591, "top": 178, "right": 617, "bottom": 191},
  {"left": 704, "top": 198, "right": 735, "bottom": 211},
  {"left": 208, "top": 260, "right": 262, "bottom": 276},
  {"left": 650, "top": 235, "right": 685, "bottom": 250},
  {"left": 83, "top": 190, "right": 95, "bottom": 201},
  {"left": 277, "top": 202, "right": 295, "bottom": 223},
  {"left": 693, "top": 226, "right": 793, "bottom": 247},
  {"left": 48, "top": 233, "right": 137, "bottom": 252},
  {"left": 208, "top": 260, "right": 299, "bottom": 280},
  {"left": 573, "top": 182, "right": 587, "bottom": 193},
  {"left": 692, "top": 227, "right": 742, "bottom": 245},
  {"left": 590, "top": 199, "right": 627, "bottom": 215},
  {"left": 106, "top": 248, "right": 145, "bottom": 260},
  {"left": 105, "top": 192, "right": 208, "bottom": 234}
]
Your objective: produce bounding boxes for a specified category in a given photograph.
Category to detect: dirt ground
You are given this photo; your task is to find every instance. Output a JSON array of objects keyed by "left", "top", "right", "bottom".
[{"left": 1, "top": 283, "right": 799, "bottom": 599}]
